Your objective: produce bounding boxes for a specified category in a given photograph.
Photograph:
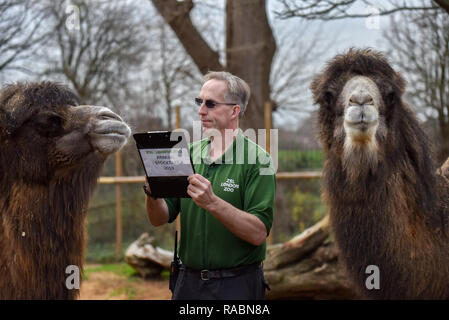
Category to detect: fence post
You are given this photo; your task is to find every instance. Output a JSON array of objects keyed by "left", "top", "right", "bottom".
[
  {"left": 175, "top": 106, "right": 181, "bottom": 233},
  {"left": 264, "top": 101, "right": 273, "bottom": 245},
  {"left": 115, "top": 151, "right": 123, "bottom": 261},
  {"left": 175, "top": 105, "right": 181, "bottom": 130},
  {"left": 264, "top": 101, "right": 272, "bottom": 154}
]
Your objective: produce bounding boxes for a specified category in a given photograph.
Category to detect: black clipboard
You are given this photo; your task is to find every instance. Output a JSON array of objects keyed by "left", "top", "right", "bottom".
[{"left": 133, "top": 131, "right": 195, "bottom": 198}]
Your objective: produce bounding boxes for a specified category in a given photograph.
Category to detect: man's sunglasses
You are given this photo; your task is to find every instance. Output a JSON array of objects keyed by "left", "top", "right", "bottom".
[{"left": 195, "top": 98, "right": 236, "bottom": 108}]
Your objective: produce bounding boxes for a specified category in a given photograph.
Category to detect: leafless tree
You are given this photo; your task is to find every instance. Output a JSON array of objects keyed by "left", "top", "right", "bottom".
[
  {"left": 0, "top": 0, "right": 49, "bottom": 77},
  {"left": 383, "top": 7, "right": 449, "bottom": 163},
  {"left": 150, "top": 0, "right": 276, "bottom": 131},
  {"left": 270, "top": 20, "right": 335, "bottom": 121},
  {"left": 146, "top": 18, "right": 203, "bottom": 130},
  {"left": 274, "top": 0, "right": 448, "bottom": 20},
  {"left": 40, "top": 0, "right": 149, "bottom": 106}
]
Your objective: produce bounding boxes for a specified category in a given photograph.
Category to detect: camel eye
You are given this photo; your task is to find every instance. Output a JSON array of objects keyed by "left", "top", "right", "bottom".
[
  {"left": 33, "top": 112, "right": 64, "bottom": 137},
  {"left": 381, "top": 87, "right": 399, "bottom": 108},
  {"left": 386, "top": 89, "right": 397, "bottom": 101},
  {"left": 323, "top": 90, "right": 334, "bottom": 105}
]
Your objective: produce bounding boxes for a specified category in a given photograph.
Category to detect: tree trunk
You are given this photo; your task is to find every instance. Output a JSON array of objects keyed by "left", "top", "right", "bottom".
[
  {"left": 151, "top": 0, "right": 276, "bottom": 130},
  {"left": 151, "top": 0, "right": 223, "bottom": 74},
  {"left": 225, "top": 0, "right": 276, "bottom": 130},
  {"left": 438, "top": 121, "right": 449, "bottom": 164},
  {"left": 434, "top": 0, "right": 449, "bottom": 14},
  {"left": 264, "top": 215, "right": 360, "bottom": 299}
]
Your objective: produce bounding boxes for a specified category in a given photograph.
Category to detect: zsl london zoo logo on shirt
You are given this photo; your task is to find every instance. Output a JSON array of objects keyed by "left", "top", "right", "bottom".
[{"left": 220, "top": 178, "right": 239, "bottom": 193}]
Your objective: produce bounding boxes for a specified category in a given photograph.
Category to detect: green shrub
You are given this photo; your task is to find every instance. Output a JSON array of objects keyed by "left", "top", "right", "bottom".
[{"left": 277, "top": 150, "right": 323, "bottom": 172}]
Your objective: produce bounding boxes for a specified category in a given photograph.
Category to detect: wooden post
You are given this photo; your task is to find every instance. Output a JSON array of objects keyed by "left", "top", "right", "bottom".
[
  {"left": 175, "top": 106, "right": 181, "bottom": 233},
  {"left": 264, "top": 101, "right": 272, "bottom": 154},
  {"left": 175, "top": 105, "right": 181, "bottom": 130},
  {"left": 264, "top": 101, "right": 273, "bottom": 245},
  {"left": 115, "top": 151, "right": 123, "bottom": 261}
]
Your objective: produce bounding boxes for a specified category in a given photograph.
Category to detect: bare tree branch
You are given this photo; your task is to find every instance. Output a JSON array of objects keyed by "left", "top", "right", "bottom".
[
  {"left": 40, "top": 0, "right": 149, "bottom": 106},
  {"left": 0, "top": 0, "right": 49, "bottom": 73},
  {"left": 150, "top": 0, "right": 223, "bottom": 74},
  {"left": 270, "top": 20, "right": 336, "bottom": 114},
  {"left": 274, "top": 0, "right": 444, "bottom": 20},
  {"left": 433, "top": 0, "right": 449, "bottom": 14},
  {"left": 153, "top": 19, "right": 202, "bottom": 129},
  {"left": 383, "top": 7, "right": 449, "bottom": 162}
]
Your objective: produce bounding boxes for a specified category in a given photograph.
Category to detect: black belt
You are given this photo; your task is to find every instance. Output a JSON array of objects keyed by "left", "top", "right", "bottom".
[{"left": 181, "top": 262, "right": 262, "bottom": 281}]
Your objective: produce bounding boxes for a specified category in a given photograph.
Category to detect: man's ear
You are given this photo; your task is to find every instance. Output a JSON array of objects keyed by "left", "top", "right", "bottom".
[{"left": 232, "top": 105, "right": 241, "bottom": 119}]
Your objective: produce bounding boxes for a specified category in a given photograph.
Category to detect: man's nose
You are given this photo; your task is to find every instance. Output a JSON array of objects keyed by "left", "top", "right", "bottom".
[{"left": 198, "top": 103, "right": 208, "bottom": 115}]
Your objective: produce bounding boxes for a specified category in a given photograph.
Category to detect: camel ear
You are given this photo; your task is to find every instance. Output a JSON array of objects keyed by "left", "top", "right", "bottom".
[
  {"left": 0, "top": 89, "right": 31, "bottom": 137},
  {"left": 310, "top": 75, "right": 322, "bottom": 104},
  {"left": 394, "top": 71, "right": 407, "bottom": 94},
  {"left": 310, "top": 75, "right": 333, "bottom": 107}
]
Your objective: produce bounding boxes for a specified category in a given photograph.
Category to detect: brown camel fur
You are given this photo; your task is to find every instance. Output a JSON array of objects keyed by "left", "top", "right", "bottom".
[
  {"left": 311, "top": 48, "right": 449, "bottom": 299},
  {"left": 0, "top": 82, "right": 130, "bottom": 299}
]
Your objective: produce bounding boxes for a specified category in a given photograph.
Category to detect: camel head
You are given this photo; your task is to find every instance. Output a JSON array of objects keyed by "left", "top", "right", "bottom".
[
  {"left": 310, "top": 48, "right": 408, "bottom": 181},
  {"left": 339, "top": 75, "right": 381, "bottom": 145},
  {"left": 0, "top": 82, "right": 131, "bottom": 184}
]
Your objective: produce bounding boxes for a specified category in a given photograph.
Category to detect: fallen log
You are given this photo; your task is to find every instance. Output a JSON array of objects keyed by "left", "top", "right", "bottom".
[
  {"left": 125, "top": 216, "right": 360, "bottom": 299},
  {"left": 125, "top": 233, "right": 172, "bottom": 278},
  {"left": 264, "top": 215, "right": 360, "bottom": 299}
]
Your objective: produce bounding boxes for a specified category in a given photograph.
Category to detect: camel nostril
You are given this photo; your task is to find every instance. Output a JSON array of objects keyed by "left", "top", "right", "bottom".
[
  {"left": 98, "top": 109, "right": 123, "bottom": 122},
  {"left": 349, "top": 93, "right": 373, "bottom": 106}
]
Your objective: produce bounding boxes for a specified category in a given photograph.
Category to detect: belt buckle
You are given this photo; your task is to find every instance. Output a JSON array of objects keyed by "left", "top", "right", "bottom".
[{"left": 200, "top": 270, "right": 209, "bottom": 281}]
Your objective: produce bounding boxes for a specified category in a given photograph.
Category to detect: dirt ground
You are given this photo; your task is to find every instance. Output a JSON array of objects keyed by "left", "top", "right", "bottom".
[{"left": 79, "top": 267, "right": 171, "bottom": 300}]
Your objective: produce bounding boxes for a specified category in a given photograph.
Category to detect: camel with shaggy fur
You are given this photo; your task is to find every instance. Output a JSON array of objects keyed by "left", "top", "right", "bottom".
[
  {"left": 0, "top": 82, "right": 130, "bottom": 299},
  {"left": 311, "top": 48, "right": 449, "bottom": 299}
]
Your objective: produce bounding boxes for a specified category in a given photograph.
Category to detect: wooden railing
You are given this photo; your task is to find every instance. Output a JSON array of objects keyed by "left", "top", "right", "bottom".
[
  {"left": 98, "top": 170, "right": 323, "bottom": 260},
  {"left": 98, "top": 171, "right": 322, "bottom": 184}
]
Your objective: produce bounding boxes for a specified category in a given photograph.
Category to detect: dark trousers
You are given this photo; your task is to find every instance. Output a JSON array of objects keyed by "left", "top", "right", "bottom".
[{"left": 172, "top": 264, "right": 268, "bottom": 300}]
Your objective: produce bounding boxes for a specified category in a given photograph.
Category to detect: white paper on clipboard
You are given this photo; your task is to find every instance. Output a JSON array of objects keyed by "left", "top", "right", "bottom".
[{"left": 139, "top": 147, "right": 194, "bottom": 177}]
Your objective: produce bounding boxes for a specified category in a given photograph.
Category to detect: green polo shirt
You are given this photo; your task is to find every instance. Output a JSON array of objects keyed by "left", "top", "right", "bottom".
[{"left": 164, "top": 131, "right": 276, "bottom": 270}]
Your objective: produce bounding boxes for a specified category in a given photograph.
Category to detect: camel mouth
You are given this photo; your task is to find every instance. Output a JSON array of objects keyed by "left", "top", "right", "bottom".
[
  {"left": 344, "top": 119, "right": 377, "bottom": 131},
  {"left": 93, "top": 126, "right": 131, "bottom": 138},
  {"left": 97, "top": 132, "right": 130, "bottom": 141},
  {"left": 344, "top": 104, "right": 379, "bottom": 133},
  {"left": 343, "top": 116, "right": 379, "bottom": 145},
  {"left": 90, "top": 117, "right": 131, "bottom": 138},
  {"left": 89, "top": 123, "right": 131, "bottom": 155}
]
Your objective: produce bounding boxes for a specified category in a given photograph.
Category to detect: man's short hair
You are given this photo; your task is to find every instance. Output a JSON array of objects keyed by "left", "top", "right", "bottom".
[{"left": 203, "top": 71, "right": 251, "bottom": 116}]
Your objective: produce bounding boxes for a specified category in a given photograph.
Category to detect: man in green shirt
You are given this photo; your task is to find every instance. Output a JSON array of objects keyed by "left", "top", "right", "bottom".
[{"left": 145, "top": 71, "right": 276, "bottom": 300}]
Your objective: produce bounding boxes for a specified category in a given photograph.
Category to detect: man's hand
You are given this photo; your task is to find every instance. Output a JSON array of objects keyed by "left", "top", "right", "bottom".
[
  {"left": 187, "top": 174, "right": 219, "bottom": 211},
  {"left": 187, "top": 173, "right": 267, "bottom": 246}
]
